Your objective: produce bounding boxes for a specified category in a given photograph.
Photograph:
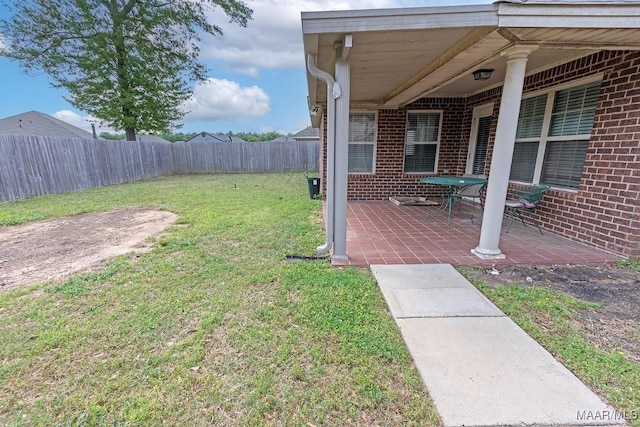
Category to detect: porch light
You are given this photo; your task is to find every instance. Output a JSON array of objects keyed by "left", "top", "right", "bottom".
[{"left": 473, "top": 69, "right": 494, "bottom": 81}]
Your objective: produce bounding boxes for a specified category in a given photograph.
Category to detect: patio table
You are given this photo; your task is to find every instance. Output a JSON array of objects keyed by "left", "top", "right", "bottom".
[{"left": 419, "top": 176, "right": 488, "bottom": 225}]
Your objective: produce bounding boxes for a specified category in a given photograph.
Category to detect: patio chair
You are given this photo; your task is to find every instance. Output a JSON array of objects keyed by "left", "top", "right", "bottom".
[
  {"left": 504, "top": 184, "right": 551, "bottom": 234},
  {"left": 448, "top": 180, "right": 486, "bottom": 226}
]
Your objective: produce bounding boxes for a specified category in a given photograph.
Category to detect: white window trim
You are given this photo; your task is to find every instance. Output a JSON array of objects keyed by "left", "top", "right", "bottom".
[
  {"left": 348, "top": 111, "right": 377, "bottom": 175},
  {"left": 466, "top": 103, "right": 494, "bottom": 176},
  {"left": 404, "top": 110, "right": 442, "bottom": 175},
  {"left": 512, "top": 76, "right": 602, "bottom": 191}
]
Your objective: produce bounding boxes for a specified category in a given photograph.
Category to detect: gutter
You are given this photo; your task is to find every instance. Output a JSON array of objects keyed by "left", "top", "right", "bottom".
[{"left": 306, "top": 54, "right": 341, "bottom": 254}]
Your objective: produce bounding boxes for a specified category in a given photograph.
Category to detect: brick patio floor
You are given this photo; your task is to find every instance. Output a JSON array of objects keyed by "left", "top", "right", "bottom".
[{"left": 332, "top": 200, "right": 620, "bottom": 267}]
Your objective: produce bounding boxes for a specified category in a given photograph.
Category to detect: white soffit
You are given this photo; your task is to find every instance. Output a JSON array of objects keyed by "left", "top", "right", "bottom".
[
  {"left": 309, "top": 26, "right": 491, "bottom": 106},
  {"left": 384, "top": 30, "right": 511, "bottom": 107},
  {"left": 347, "top": 28, "right": 483, "bottom": 106}
]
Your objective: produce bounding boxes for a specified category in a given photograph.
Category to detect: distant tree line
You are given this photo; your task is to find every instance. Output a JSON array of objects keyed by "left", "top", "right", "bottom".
[
  {"left": 232, "top": 131, "right": 285, "bottom": 142},
  {"left": 99, "top": 132, "right": 194, "bottom": 142},
  {"left": 100, "top": 131, "right": 289, "bottom": 142}
]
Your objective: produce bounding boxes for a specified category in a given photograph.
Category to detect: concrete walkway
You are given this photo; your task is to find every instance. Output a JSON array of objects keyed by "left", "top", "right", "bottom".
[{"left": 371, "top": 264, "right": 625, "bottom": 427}]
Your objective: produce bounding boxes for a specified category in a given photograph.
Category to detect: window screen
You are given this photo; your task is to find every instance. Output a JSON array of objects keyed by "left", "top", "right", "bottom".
[
  {"left": 472, "top": 116, "right": 491, "bottom": 175},
  {"left": 510, "top": 141, "right": 539, "bottom": 182},
  {"left": 349, "top": 113, "right": 375, "bottom": 142},
  {"left": 407, "top": 113, "right": 439, "bottom": 142},
  {"left": 541, "top": 140, "right": 589, "bottom": 189},
  {"left": 516, "top": 94, "right": 547, "bottom": 139},
  {"left": 405, "top": 144, "right": 437, "bottom": 173},
  {"left": 549, "top": 82, "right": 600, "bottom": 137},
  {"left": 348, "top": 144, "right": 374, "bottom": 173}
]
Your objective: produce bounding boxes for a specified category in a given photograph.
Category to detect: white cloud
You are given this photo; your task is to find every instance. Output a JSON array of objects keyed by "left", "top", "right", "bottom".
[
  {"left": 52, "top": 110, "right": 116, "bottom": 135},
  {"left": 182, "top": 78, "right": 270, "bottom": 121},
  {"left": 201, "top": 0, "right": 407, "bottom": 75},
  {"left": 202, "top": 0, "right": 493, "bottom": 75},
  {"left": 53, "top": 78, "right": 271, "bottom": 132}
]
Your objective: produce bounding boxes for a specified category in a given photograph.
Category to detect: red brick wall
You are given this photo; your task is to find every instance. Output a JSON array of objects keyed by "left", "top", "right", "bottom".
[
  {"left": 457, "top": 51, "right": 640, "bottom": 259},
  {"left": 546, "top": 51, "right": 640, "bottom": 258},
  {"left": 348, "top": 98, "right": 468, "bottom": 200}
]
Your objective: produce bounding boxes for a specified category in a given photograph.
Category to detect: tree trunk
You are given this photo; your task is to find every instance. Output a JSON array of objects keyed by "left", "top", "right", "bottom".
[{"left": 126, "top": 128, "right": 136, "bottom": 141}]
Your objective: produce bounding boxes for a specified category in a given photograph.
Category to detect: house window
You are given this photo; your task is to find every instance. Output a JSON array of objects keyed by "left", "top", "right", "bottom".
[
  {"left": 404, "top": 111, "right": 441, "bottom": 173},
  {"left": 510, "top": 80, "right": 600, "bottom": 189},
  {"left": 348, "top": 112, "right": 376, "bottom": 173}
]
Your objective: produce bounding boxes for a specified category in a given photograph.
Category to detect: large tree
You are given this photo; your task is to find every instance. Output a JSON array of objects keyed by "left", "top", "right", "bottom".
[{"left": 0, "top": 0, "right": 252, "bottom": 140}]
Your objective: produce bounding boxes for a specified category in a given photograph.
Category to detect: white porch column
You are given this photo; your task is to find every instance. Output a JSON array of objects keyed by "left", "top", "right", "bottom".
[
  {"left": 473, "top": 45, "right": 538, "bottom": 259},
  {"left": 332, "top": 58, "right": 351, "bottom": 262}
]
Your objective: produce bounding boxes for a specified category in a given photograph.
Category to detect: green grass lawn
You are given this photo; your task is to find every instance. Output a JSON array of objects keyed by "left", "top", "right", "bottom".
[{"left": 0, "top": 174, "right": 438, "bottom": 426}]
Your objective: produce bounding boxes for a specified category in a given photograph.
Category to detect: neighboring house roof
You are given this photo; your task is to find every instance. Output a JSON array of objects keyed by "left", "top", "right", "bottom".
[
  {"left": 292, "top": 126, "right": 320, "bottom": 141},
  {"left": 0, "top": 110, "right": 94, "bottom": 139},
  {"left": 185, "top": 132, "right": 246, "bottom": 143},
  {"left": 271, "top": 136, "right": 295, "bottom": 142},
  {"left": 137, "top": 134, "right": 172, "bottom": 143},
  {"left": 272, "top": 126, "right": 320, "bottom": 143}
]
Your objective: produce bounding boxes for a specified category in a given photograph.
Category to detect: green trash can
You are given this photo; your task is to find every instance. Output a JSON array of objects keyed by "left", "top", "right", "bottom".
[{"left": 304, "top": 172, "right": 321, "bottom": 199}]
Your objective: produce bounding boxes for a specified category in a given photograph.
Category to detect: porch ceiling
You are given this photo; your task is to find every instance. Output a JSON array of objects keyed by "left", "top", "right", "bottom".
[{"left": 302, "top": 1, "right": 640, "bottom": 117}]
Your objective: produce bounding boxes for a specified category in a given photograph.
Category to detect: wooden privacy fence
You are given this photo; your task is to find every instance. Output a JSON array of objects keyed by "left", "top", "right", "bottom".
[
  {"left": 0, "top": 135, "right": 319, "bottom": 203},
  {"left": 171, "top": 140, "right": 319, "bottom": 174}
]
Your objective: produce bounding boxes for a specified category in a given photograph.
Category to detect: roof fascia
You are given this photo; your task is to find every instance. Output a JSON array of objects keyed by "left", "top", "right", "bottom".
[
  {"left": 301, "top": 4, "right": 499, "bottom": 35},
  {"left": 498, "top": 3, "right": 640, "bottom": 28}
]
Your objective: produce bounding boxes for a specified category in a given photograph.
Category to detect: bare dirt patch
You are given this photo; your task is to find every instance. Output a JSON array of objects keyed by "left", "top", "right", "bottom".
[
  {"left": 470, "top": 263, "right": 640, "bottom": 361},
  {"left": 0, "top": 209, "right": 178, "bottom": 292}
]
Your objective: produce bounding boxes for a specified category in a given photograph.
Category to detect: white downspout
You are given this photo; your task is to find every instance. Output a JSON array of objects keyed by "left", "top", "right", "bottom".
[{"left": 307, "top": 54, "right": 342, "bottom": 254}]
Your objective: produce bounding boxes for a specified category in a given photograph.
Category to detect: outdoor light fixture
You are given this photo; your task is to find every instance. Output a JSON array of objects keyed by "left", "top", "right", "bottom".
[{"left": 473, "top": 69, "right": 494, "bottom": 81}]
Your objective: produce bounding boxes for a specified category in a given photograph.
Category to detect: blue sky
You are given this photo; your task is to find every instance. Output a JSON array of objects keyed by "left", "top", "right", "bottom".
[{"left": 0, "top": 0, "right": 493, "bottom": 136}]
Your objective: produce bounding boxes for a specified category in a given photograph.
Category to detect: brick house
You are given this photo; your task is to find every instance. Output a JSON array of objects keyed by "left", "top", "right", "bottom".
[{"left": 301, "top": 1, "right": 640, "bottom": 262}]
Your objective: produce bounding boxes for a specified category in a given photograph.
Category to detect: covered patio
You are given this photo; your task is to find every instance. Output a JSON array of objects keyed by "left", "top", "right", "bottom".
[
  {"left": 334, "top": 201, "right": 620, "bottom": 266},
  {"left": 302, "top": 1, "right": 640, "bottom": 264}
]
